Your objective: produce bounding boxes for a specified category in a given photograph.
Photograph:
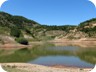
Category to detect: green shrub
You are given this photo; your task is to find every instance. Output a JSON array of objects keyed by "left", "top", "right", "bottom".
[
  {"left": 10, "top": 27, "right": 21, "bottom": 38},
  {"left": 15, "top": 37, "right": 28, "bottom": 45}
]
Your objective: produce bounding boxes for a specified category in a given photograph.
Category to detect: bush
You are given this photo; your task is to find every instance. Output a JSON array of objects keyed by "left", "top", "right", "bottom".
[
  {"left": 10, "top": 27, "right": 21, "bottom": 38},
  {"left": 15, "top": 37, "right": 28, "bottom": 45}
]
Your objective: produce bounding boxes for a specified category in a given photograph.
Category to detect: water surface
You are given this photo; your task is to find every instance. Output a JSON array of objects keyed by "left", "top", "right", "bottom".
[{"left": 0, "top": 43, "right": 96, "bottom": 68}]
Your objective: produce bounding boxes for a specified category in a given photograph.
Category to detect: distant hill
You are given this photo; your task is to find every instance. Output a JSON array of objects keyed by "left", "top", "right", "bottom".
[{"left": 0, "top": 12, "right": 96, "bottom": 45}]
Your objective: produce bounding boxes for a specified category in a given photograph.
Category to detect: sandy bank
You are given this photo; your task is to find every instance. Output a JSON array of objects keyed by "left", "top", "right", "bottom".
[
  {"left": 1, "top": 63, "right": 92, "bottom": 72},
  {"left": 49, "top": 39, "right": 96, "bottom": 47},
  {"left": 0, "top": 39, "right": 96, "bottom": 49}
]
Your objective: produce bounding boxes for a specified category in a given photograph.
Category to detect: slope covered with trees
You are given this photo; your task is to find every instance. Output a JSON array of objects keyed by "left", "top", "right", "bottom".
[{"left": 0, "top": 12, "right": 96, "bottom": 45}]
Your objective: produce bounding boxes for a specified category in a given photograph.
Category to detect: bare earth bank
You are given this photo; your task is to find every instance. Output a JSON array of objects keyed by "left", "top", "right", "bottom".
[{"left": 1, "top": 63, "right": 92, "bottom": 72}]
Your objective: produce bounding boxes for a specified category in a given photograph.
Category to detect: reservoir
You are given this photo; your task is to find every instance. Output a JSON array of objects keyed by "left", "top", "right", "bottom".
[{"left": 0, "top": 43, "right": 95, "bottom": 68}]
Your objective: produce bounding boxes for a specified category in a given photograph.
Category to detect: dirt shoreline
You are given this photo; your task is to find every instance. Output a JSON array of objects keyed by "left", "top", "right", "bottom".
[
  {"left": 49, "top": 39, "right": 96, "bottom": 47},
  {"left": 0, "top": 39, "right": 96, "bottom": 48},
  {"left": 1, "top": 63, "right": 93, "bottom": 72}
]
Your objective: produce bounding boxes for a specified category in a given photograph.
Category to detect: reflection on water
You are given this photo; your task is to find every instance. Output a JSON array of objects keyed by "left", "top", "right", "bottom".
[
  {"left": 0, "top": 43, "right": 96, "bottom": 68},
  {"left": 29, "top": 56, "right": 93, "bottom": 68},
  {"left": 46, "top": 46, "right": 80, "bottom": 51}
]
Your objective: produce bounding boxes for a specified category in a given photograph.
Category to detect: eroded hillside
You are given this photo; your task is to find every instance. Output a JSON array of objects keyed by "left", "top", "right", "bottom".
[{"left": 0, "top": 12, "right": 96, "bottom": 45}]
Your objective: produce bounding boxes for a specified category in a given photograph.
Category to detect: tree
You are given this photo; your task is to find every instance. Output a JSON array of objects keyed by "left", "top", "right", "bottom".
[{"left": 10, "top": 27, "right": 21, "bottom": 38}]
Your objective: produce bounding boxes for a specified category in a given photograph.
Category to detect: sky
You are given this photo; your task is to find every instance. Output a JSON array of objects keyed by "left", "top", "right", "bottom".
[{"left": 1, "top": 0, "right": 96, "bottom": 25}]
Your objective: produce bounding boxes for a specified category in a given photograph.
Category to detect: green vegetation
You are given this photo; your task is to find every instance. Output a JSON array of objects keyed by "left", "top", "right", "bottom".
[
  {"left": 79, "top": 18, "right": 96, "bottom": 27},
  {"left": 10, "top": 27, "right": 22, "bottom": 38},
  {"left": 15, "top": 37, "right": 28, "bottom": 45},
  {"left": 35, "top": 25, "right": 76, "bottom": 32},
  {"left": 0, "top": 12, "right": 96, "bottom": 44},
  {"left": 78, "top": 18, "right": 96, "bottom": 37},
  {"left": 0, "top": 12, "right": 40, "bottom": 44}
]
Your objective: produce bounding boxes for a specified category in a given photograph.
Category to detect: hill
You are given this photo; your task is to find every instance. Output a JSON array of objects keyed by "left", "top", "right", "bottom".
[
  {"left": 0, "top": 12, "right": 40, "bottom": 44},
  {"left": 0, "top": 12, "right": 96, "bottom": 45}
]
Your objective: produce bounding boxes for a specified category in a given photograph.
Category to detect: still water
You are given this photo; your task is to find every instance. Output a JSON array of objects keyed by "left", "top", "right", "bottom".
[{"left": 0, "top": 43, "right": 96, "bottom": 68}]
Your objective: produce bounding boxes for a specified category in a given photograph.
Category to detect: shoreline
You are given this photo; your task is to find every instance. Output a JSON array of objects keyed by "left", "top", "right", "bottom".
[
  {"left": 49, "top": 39, "right": 96, "bottom": 47},
  {"left": 1, "top": 63, "right": 92, "bottom": 72},
  {"left": 0, "top": 40, "right": 95, "bottom": 72},
  {"left": 0, "top": 40, "right": 96, "bottom": 48}
]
